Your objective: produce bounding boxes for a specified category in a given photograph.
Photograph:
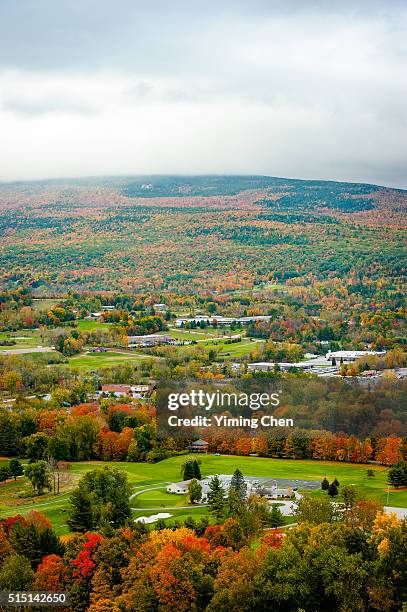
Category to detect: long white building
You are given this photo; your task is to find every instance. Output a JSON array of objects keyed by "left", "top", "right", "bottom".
[
  {"left": 175, "top": 315, "right": 272, "bottom": 327},
  {"left": 326, "top": 350, "right": 385, "bottom": 362}
]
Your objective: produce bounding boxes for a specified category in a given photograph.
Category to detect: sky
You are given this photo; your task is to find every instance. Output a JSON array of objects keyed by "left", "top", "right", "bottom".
[{"left": 0, "top": 0, "right": 406, "bottom": 187}]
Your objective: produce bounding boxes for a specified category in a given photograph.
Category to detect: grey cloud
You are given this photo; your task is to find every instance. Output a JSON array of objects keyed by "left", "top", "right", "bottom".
[
  {"left": 2, "top": 96, "right": 97, "bottom": 116},
  {"left": 0, "top": 0, "right": 406, "bottom": 186},
  {"left": 0, "top": 0, "right": 405, "bottom": 74}
]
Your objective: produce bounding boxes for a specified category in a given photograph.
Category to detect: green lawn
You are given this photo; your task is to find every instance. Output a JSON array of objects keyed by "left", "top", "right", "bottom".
[
  {"left": 0, "top": 455, "right": 405, "bottom": 535},
  {"left": 215, "top": 339, "right": 265, "bottom": 358},
  {"left": 76, "top": 319, "right": 112, "bottom": 332},
  {"left": 66, "top": 351, "right": 156, "bottom": 370},
  {"left": 0, "top": 329, "right": 44, "bottom": 350}
]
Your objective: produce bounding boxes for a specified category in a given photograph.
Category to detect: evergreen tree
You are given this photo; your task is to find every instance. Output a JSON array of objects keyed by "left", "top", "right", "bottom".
[
  {"left": 333, "top": 478, "right": 340, "bottom": 487},
  {"left": 207, "top": 475, "right": 226, "bottom": 522},
  {"left": 388, "top": 462, "right": 407, "bottom": 489},
  {"left": 269, "top": 504, "right": 285, "bottom": 528},
  {"left": 0, "top": 414, "right": 17, "bottom": 456},
  {"left": 183, "top": 461, "right": 195, "bottom": 480},
  {"left": 230, "top": 468, "right": 247, "bottom": 501},
  {"left": 188, "top": 478, "right": 202, "bottom": 503},
  {"left": 321, "top": 477, "right": 330, "bottom": 491},
  {"left": 67, "top": 486, "right": 95, "bottom": 532},
  {"left": 192, "top": 459, "right": 201, "bottom": 480},
  {"left": 228, "top": 486, "right": 245, "bottom": 517},
  {"left": 328, "top": 482, "right": 339, "bottom": 497},
  {"left": 228, "top": 468, "right": 247, "bottom": 516}
]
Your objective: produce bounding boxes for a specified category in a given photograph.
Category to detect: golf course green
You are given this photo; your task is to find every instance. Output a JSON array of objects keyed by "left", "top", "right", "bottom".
[{"left": 0, "top": 455, "right": 404, "bottom": 535}]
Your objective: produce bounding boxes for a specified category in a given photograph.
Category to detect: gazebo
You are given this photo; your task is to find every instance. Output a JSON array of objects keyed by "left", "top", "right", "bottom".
[{"left": 189, "top": 439, "right": 209, "bottom": 453}]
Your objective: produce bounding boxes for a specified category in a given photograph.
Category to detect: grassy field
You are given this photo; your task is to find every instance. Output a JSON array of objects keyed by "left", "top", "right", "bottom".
[
  {"left": 166, "top": 328, "right": 229, "bottom": 340},
  {"left": 76, "top": 319, "right": 112, "bottom": 332},
  {"left": 66, "top": 350, "right": 157, "bottom": 370},
  {"left": 0, "top": 455, "right": 405, "bottom": 535},
  {"left": 0, "top": 329, "right": 44, "bottom": 350},
  {"left": 31, "top": 298, "right": 62, "bottom": 312},
  {"left": 215, "top": 338, "right": 264, "bottom": 359}
]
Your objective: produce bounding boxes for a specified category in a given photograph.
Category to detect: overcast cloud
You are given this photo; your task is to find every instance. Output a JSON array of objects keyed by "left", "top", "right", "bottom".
[{"left": 0, "top": 0, "right": 406, "bottom": 187}]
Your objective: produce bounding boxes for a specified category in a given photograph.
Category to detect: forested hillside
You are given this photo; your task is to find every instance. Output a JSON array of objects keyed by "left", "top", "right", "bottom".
[{"left": 0, "top": 175, "right": 405, "bottom": 295}]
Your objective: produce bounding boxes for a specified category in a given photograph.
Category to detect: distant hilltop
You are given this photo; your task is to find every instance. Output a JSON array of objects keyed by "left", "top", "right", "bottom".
[{"left": 1, "top": 173, "right": 406, "bottom": 213}]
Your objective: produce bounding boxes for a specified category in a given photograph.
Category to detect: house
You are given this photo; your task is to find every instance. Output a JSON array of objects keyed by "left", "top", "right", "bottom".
[
  {"left": 153, "top": 303, "right": 168, "bottom": 312},
  {"left": 166, "top": 474, "right": 296, "bottom": 504},
  {"left": 130, "top": 385, "right": 152, "bottom": 399},
  {"left": 167, "top": 481, "right": 192, "bottom": 494},
  {"left": 189, "top": 439, "right": 209, "bottom": 453},
  {"left": 99, "top": 384, "right": 152, "bottom": 399},
  {"left": 101, "top": 305, "right": 116, "bottom": 311},
  {"left": 255, "top": 484, "right": 294, "bottom": 499},
  {"left": 84, "top": 312, "right": 102, "bottom": 320},
  {"left": 100, "top": 384, "right": 131, "bottom": 397}
]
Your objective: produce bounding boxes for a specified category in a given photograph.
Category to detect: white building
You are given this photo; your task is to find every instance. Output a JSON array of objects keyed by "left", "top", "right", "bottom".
[
  {"left": 166, "top": 474, "right": 294, "bottom": 503},
  {"left": 247, "top": 362, "right": 275, "bottom": 372},
  {"left": 166, "top": 481, "right": 191, "bottom": 494},
  {"left": 128, "top": 334, "right": 172, "bottom": 347},
  {"left": 175, "top": 315, "right": 273, "bottom": 327},
  {"left": 326, "top": 350, "right": 385, "bottom": 363},
  {"left": 99, "top": 384, "right": 152, "bottom": 398}
]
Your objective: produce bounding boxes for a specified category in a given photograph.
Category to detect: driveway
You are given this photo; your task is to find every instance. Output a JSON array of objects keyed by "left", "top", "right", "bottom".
[{"left": 384, "top": 506, "right": 407, "bottom": 519}]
